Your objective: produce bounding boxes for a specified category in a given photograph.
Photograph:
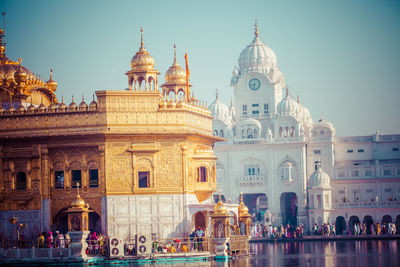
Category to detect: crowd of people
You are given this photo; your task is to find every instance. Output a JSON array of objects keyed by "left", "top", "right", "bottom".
[
  {"left": 251, "top": 224, "right": 305, "bottom": 239},
  {"left": 251, "top": 222, "right": 399, "bottom": 238},
  {"left": 36, "top": 231, "right": 71, "bottom": 248}
]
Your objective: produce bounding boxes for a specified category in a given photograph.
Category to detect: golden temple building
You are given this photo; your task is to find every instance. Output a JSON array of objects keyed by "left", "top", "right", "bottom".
[{"left": 0, "top": 26, "right": 227, "bottom": 241}]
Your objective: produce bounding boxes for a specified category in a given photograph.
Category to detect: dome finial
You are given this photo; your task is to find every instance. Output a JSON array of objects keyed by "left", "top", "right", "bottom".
[
  {"left": 50, "top": 68, "right": 53, "bottom": 79},
  {"left": 240, "top": 191, "right": 244, "bottom": 203},
  {"left": 173, "top": 44, "right": 177, "bottom": 63},
  {"left": 286, "top": 87, "right": 289, "bottom": 97},
  {"left": 297, "top": 95, "right": 299, "bottom": 103},
  {"left": 218, "top": 189, "right": 222, "bottom": 202},
  {"left": 216, "top": 88, "right": 219, "bottom": 100},
  {"left": 254, "top": 19, "right": 259, "bottom": 37},
  {"left": 140, "top": 27, "right": 144, "bottom": 49}
]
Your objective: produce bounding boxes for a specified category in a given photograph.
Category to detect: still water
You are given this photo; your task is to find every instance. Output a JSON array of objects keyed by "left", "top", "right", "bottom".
[{"left": 9, "top": 239, "right": 400, "bottom": 267}]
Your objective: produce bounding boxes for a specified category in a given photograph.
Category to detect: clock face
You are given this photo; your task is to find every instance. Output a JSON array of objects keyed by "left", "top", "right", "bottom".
[{"left": 249, "top": 78, "right": 261, "bottom": 91}]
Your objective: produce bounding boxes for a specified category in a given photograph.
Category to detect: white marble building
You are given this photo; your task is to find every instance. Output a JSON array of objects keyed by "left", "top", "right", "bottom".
[{"left": 210, "top": 24, "right": 400, "bottom": 233}]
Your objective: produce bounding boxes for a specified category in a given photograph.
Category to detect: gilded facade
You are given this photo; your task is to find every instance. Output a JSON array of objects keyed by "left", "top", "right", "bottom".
[{"left": 0, "top": 27, "right": 222, "bottom": 241}]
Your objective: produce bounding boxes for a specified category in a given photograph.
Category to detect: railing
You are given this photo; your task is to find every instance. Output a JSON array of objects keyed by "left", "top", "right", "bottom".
[
  {"left": 87, "top": 239, "right": 107, "bottom": 256},
  {"left": 151, "top": 237, "right": 210, "bottom": 254},
  {"left": 333, "top": 201, "right": 400, "bottom": 208}
]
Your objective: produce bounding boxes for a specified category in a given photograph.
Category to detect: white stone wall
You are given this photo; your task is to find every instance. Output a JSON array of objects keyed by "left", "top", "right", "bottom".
[{"left": 103, "top": 194, "right": 201, "bottom": 241}]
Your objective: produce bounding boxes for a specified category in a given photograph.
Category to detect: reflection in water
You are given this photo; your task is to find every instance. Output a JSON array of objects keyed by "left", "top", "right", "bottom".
[
  {"left": 36, "top": 240, "right": 400, "bottom": 267},
  {"left": 248, "top": 239, "right": 400, "bottom": 267}
]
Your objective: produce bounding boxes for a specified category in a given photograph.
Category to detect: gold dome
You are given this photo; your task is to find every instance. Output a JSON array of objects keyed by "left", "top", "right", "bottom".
[
  {"left": 45, "top": 69, "right": 58, "bottom": 91},
  {"left": 71, "top": 194, "right": 86, "bottom": 208},
  {"left": 130, "top": 28, "right": 155, "bottom": 72},
  {"left": 17, "top": 104, "right": 26, "bottom": 114},
  {"left": 214, "top": 190, "right": 227, "bottom": 215},
  {"left": 89, "top": 94, "right": 97, "bottom": 110},
  {"left": 238, "top": 192, "right": 249, "bottom": 216},
  {"left": 79, "top": 95, "right": 88, "bottom": 111},
  {"left": 14, "top": 63, "right": 27, "bottom": 83},
  {"left": 58, "top": 96, "right": 67, "bottom": 111},
  {"left": 165, "top": 44, "right": 186, "bottom": 84},
  {"left": 68, "top": 96, "right": 78, "bottom": 111},
  {"left": 159, "top": 98, "right": 167, "bottom": 109}
]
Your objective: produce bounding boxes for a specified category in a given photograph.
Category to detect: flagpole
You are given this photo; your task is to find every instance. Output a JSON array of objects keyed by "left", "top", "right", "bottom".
[{"left": 184, "top": 53, "right": 190, "bottom": 102}]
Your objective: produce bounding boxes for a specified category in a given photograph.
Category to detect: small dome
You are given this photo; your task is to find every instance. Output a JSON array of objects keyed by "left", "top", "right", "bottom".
[
  {"left": 7, "top": 103, "right": 16, "bottom": 114},
  {"left": 159, "top": 98, "right": 167, "bottom": 109},
  {"left": 45, "top": 69, "right": 58, "bottom": 91},
  {"left": 208, "top": 92, "right": 230, "bottom": 124},
  {"left": 238, "top": 193, "right": 249, "bottom": 217},
  {"left": 48, "top": 101, "right": 58, "bottom": 112},
  {"left": 71, "top": 195, "right": 86, "bottom": 208},
  {"left": 237, "top": 24, "right": 277, "bottom": 74},
  {"left": 130, "top": 28, "right": 155, "bottom": 72},
  {"left": 315, "top": 118, "right": 334, "bottom": 131},
  {"left": 214, "top": 192, "right": 227, "bottom": 215},
  {"left": 89, "top": 95, "right": 97, "bottom": 110},
  {"left": 0, "top": 104, "right": 5, "bottom": 115},
  {"left": 277, "top": 89, "right": 298, "bottom": 116},
  {"left": 167, "top": 99, "right": 176, "bottom": 108},
  {"left": 79, "top": 96, "right": 88, "bottom": 111},
  {"left": 68, "top": 96, "right": 78, "bottom": 111},
  {"left": 37, "top": 102, "right": 47, "bottom": 113},
  {"left": 17, "top": 104, "right": 26, "bottom": 114},
  {"left": 309, "top": 162, "right": 331, "bottom": 188},
  {"left": 58, "top": 97, "right": 67, "bottom": 112},
  {"left": 14, "top": 65, "right": 27, "bottom": 83},
  {"left": 27, "top": 102, "right": 36, "bottom": 113},
  {"left": 165, "top": 45, "right": 186, "bottom": 84}
]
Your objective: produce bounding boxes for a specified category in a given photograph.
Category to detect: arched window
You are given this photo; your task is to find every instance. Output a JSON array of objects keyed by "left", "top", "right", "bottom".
[
  {"left": 16, "top": 172, "right": 27, "bottom": 190},
  {"left": 254, "top": 128, "right": 258, "bottom": 138},
  {"left": 197, "top": 166, "right": 207, "bottom": 182},
  {"left": 241, "top": 129, "right": 245, "bottom": 138},
  {"left": 219, "top": 130, "right": 224, "bottom": 138},
  {"left": 279, "top": 127, "right": 283, "bottom": 137},
  {"left": 247, "top": 128, "right": 253, "bottom": 139},
  {"left": 290, "top": 127, "right": 295, "bottom": 137},
  {"left": 213, "top": 130, "right": 218, "bottom": 136},
  {"left": 281, "top": 161, "right": 293, "bottom": 182}
]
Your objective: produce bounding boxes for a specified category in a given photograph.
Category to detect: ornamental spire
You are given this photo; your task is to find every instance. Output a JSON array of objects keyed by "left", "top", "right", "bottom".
[
  {"left": 254, "top": 19, "right": 259, "bottom": 37},
  {"left": 173, "top": 44, "right": 176, "bottom": 63},
  {"left": 140, "top": 27, "right": 144, "bottom": 49}
]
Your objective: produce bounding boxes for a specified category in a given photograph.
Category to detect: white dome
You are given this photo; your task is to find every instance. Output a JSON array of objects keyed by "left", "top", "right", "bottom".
[
  {"left": 238, "top": 35, "right": 277, "bottom": 74},
  {"left": 297, "top": 103, "right": 313, "bottom": 128},
  {"left": 277, "top": 90, "right": 298, "bottom": 116},
  {"left": 309, "top": 163, "right": 331, "bottom": 188},
  {"left": 209, "top": 93, "right": 230, "bottom": 125}
]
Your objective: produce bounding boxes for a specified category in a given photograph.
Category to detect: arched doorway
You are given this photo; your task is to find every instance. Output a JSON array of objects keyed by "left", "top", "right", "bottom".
[
  {"left": 396, "top": 215, "right": 400, "bottom": 234},
  {"left": 280, "top": 192, "right": 297, "bottom": 226},
  {"left": 53, "top": 209, "right": 68, "bottom": 234},
  {"left": 242, "top": 193, "right": 268, "bottom": 217},
  {"left": 53, "top": 209, "right": 101, "bottom": 234},
  {"left": 382, "top": 215, "right": 392, "bottom": 225},
  {"left": 348, "top": 216, "right": 360, "bottom": 234},
  {"left": 335, "top": 216, "right": 346, "bottom": 235},
  {"left": 363, "top": 215, "right": 374, "bottom": 234},
  {"left": 89, "top": 212, "right": 101, "bottom": 233},
  {"left": 194, "top": 211, "right": 206, "bottom": 231}
]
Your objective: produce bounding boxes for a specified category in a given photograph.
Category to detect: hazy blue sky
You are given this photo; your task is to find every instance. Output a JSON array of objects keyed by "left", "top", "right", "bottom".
[{"left": 1, "top": 0, "right": 399, "bottom": 136}]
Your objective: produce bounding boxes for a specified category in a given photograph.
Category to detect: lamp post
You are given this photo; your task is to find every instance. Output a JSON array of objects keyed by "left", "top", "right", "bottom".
[{"left": 8, "top": 216, "right": 26, "bottom": 247}]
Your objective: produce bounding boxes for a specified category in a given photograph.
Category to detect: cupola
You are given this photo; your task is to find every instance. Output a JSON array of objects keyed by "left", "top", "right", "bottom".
[
  {"left": 309, "top": 161, "right": 331, "bottom": 188},
  {"left": 277, "top": 88, "right": 298, "bottom": 116},
  {"left": 45, "top": 69, "right": 58, "bottom": 91},
  {"left": 130, "top": 28, "right": 155, "bottom": 72}
]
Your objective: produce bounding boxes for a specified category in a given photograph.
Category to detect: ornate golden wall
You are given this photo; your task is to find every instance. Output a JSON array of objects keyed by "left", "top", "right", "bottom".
[{"left": 0, "top": 89, "right": 221, "bottom": 225}]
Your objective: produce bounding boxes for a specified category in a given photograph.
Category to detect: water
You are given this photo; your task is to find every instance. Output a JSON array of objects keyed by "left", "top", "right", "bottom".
[{"left": 5, "top": 239, "right": 400, "bottom": 267}]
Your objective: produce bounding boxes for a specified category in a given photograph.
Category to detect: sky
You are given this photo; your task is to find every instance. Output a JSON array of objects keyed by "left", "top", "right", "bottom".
[{"left": 1, "top": 0, "right": 400, "bottom": 136}]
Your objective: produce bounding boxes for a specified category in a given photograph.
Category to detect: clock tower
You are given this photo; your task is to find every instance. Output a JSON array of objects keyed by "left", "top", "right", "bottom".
[{"left": 230, "top": 22, "right": 286, "bottom": 136}]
